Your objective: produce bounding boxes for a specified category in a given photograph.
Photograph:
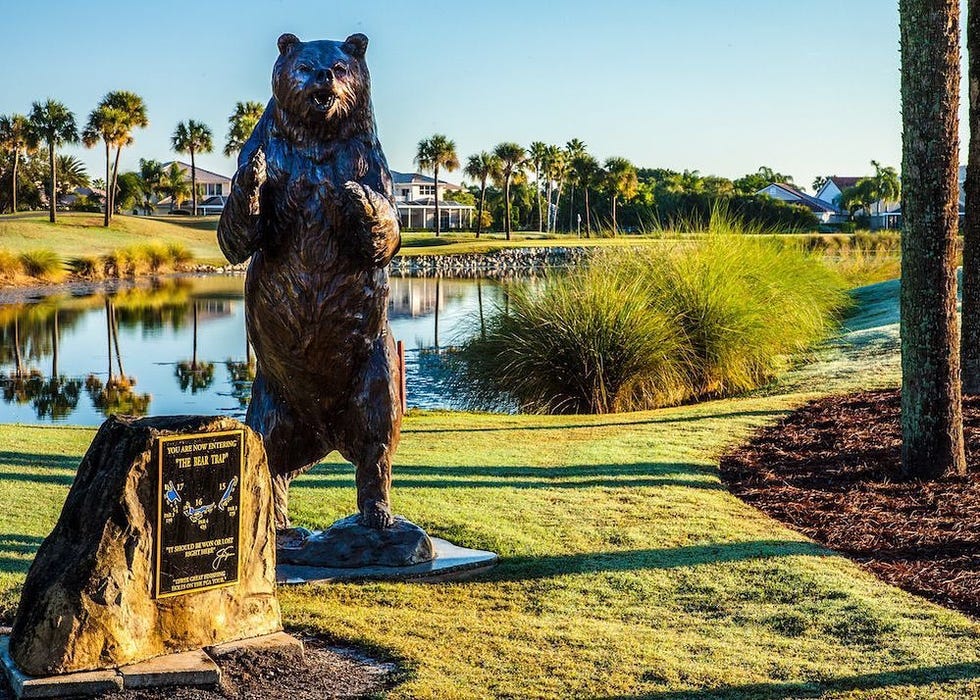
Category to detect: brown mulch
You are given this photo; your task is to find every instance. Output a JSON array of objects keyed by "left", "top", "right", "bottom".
[
  {"left": 721, "top": 388, "right": 980, "bottom": 619},
  {"left": 0, "top": 633, "right": 397, "bottom": 700}
]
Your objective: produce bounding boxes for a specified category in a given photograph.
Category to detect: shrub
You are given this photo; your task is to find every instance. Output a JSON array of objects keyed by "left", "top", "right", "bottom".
[
  {"left": 142, "top": 242, "right": 170, "bottom": 274},
  {"left": 166, "top": 243, "right": 193, "bottom": 270},
  {"left": 19, "top": 249, "right": 64, "bottom": 281},
  {"left": 101, "top": 250, "right": 121, "bottom": 278},
  {"left": 456, "top": 229, "right": 849, "bottom": 414},
  {"left": 67, "top": 255, "right": 102, "bottom": 279},
  {"left": 0, "top": 250, "right": 19, "bottom": 280}
]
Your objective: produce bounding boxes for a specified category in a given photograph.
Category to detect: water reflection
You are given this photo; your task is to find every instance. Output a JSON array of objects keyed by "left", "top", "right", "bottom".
[{"left": 0, "top": 275, "right": 506, "bottom": 425}]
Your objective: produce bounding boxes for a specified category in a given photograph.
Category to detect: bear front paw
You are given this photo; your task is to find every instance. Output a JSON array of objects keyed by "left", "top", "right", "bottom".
[
  {"left": 239, "top": 147, "right": 268, "bottom": 195},
  {"left": 360, "top": 499, "right": 395, "bottom": 530}
]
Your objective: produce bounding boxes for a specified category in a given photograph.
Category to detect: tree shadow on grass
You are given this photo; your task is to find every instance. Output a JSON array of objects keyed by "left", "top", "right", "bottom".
[
  {"left": 294, "top": 461, "right": 724, "bottom": 491},
  {"left": 0, "top": 472, "right": 74, "bottom": 487},
  {"left": 0, "top": 534, "right": 44, "bottom": 575},
  {"left": 0, "top": 451, "right": 78, "bottom": 472},
  {"left": 403, "top": 409, "right": 786, "bottom": 434},
  {"left": 594, "top": 662, "right": 980, "bottom": 699},
  {"left": 477, "top": 540, "right": 830, "bottom": 583}
]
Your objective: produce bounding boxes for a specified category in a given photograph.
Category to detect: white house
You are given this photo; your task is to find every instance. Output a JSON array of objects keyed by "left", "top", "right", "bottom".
[
  {"left": 391, "top": 171, "right": 474, "bottom": 230},
  {"left": 755, "top": 183, "right": 842, "bottom": 224},
  {"left": 153, "top": 161, "right": 232, "bottom": 216},
  {"left": 814, "top": 177, "right": 862, "bottom": 208}
]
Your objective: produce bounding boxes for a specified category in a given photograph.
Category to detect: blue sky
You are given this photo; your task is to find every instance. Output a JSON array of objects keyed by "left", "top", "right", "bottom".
[{"left": 0, "top": 0, "right": 934, "bottom": 191}]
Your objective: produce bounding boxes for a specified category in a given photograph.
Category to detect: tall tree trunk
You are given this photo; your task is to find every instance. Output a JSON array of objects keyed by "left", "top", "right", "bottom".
[
  {"left": 963, "top": 0, "right": 980, "bottom": 394},
  {"left": 568, "top": 185, "right": 575, "bottom": 232},
  {"left": 504, "top": 174, "right": 512, "bottom": 241},
  {"left": 536, "top": 166, "right": 543, "bottom": 233},
  {"left": 48, "top": 142, "right": 56, "bottom": 223},
  {"left": 899, "top": 0, "right": 966, "bottom": 477},
  {"left": 546, "top": 179, "right": 554, "bottom": 233},
  {"left": 11, "top": 150, "right": 18, "bottom": 214},
  {"left": 553, "top": 179, "right": 564, "bottom": 233},
  {"left": 476, "top": 179, "right": 486, "bottom": 238},
  {"left": 434, "top": 164, "right": 441, "bottom": 237},
  {"left": 611, "top": 195, "right": 618, "bottom": 236},
  {"left": 585, "top": 188, "right": 592, "bottom": 238},
  {"left": 191, "top": 147, "right": 197, "bottom": 217},
  {"left": 103, "top": 142, "right": 111, "bottom": 227},
  {"left": 110, "top": 144, "right": 123, "bottom": 222}
]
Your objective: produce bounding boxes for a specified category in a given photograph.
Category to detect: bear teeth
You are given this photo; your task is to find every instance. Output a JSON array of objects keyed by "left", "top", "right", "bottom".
[{"left": 311, "top": 90, "right": 335, "bottom": 110}]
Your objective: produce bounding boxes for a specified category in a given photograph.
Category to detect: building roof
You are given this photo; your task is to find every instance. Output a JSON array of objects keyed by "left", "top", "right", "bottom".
[
  {"left": 399, "top": 197, "right": 474, "bottom": 209},
  {"left": 828, "top": 176, "right": 862, "bottom": 191},
  {"left": 762, "top": 183, "right": 838, "bottom": 214},
  {"left": 391, "top": 170, "right": 463, "bottom": 190},
  {"left": 161, "top": 161, "right": 231, "bottom": 184}
]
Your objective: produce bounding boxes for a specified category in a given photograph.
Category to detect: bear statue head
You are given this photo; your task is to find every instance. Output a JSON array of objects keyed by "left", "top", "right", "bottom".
[{"left": 272, "top": 33, "right": 374, "bottom": 138}]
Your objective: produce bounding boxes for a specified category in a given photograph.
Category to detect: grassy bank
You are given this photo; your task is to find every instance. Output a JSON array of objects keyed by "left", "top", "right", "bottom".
[{"left": 0, "top": 213, "right": 224, "bottom": 265}]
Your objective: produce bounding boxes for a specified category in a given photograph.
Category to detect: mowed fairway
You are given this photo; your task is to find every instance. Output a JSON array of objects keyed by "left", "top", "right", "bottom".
[{"left": 3, "top": 392, "right": 980, "bottom": 698}]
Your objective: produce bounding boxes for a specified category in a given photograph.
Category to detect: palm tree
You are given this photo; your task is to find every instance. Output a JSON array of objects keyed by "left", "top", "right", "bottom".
[
  {"left": 224, "top": 101, "right": 265, "bottom": 157},
  {"left": 527, "top": 142, "right": 548, "bottom": 232},
  {"left": 136, "top": 159, "right": 164, "bottom": 214},
  {"left": 55, "top": 155, "right": 89, "bottom": 196},
  {"left": 464, "top": 151, "right": 501, "bottom": 239},
  {"left": 172, "top": 120, "right": 214, "bottom": 216},
  {"left": 415, "top": 134, "right": 459, "bottom": 236},
  {"left": 870, "top": 160, "right": 901, "bottom": 220},
  {"left": 571, "top": 154, "right": 600, "bottom": 238},
  {"left": 101, "top": 91, "right": 148, "bottom": 221},
  {"left": 544, "top": 146, "right": 569, "bottom": 233},
  {"left": 159, "top": 161, "right": 191, "bottom": 212},
  {"left": 493, "top": 142, "right": 526, "bottom": 241},
  {"left": 0, "top": 114, "right": 38, "bottom": 214},
  {"left": 82, "top": 105, "right": 127, "bottom": 227},
  {"left": 28, "top": 100, "right": 78, "bottom": 223},
  {"left": 565, "top": 138, "right": 587, "bottom": 230},
  {"left": 603, "top": 157, "right": 638, "bottom": 236},
  {"left": 899, "top": 0, "right": 966, "bottom": 477}
]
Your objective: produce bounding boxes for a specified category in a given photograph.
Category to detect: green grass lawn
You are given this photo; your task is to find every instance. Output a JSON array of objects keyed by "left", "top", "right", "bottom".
[
  {"left": 5, "top": 395, "right": 980, "bottom": 696},
  {"left": 0, "top": 212, "right": 226, "bottom": 265}
]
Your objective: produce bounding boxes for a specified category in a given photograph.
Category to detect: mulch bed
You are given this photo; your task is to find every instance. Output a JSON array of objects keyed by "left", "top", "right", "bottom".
[
  {"left": 0, "top": 633, "right": 397, "bottom": 700},
  {"left": 721, "top": 388, "right": 980, "bottom": 619}
]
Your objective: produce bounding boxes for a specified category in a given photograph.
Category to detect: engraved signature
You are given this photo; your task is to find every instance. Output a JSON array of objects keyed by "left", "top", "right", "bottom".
[{"left": 212, "top": 546, "right": 235, "bottom": 570}]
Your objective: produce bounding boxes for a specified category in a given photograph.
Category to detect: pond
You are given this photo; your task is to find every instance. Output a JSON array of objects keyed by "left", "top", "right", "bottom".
[{"left": 0, "top": 275, "right": 507, "bottom": 426}]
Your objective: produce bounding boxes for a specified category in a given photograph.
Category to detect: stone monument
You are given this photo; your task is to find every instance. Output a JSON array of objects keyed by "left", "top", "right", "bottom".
[{"left": 1, "top": 416, "right": 289, "bottom": 696}]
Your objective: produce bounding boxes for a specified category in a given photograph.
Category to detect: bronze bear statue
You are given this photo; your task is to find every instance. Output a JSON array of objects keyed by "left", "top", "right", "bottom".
[{"left": 217, "top": 32, "right": 402, "bottom": 531}]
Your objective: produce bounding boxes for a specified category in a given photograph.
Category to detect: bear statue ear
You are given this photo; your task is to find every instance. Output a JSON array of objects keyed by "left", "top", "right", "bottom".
[
  {"left": 342, "top": 33, "right": 368, "bottom": 58},
  {"left": 278, "top": 33, "right": 301, "bottom": 55}
]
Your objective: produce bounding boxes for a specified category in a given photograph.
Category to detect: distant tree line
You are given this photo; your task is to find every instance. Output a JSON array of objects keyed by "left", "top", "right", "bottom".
[{"left": 0, "top": 97, "right": 265, "bottom": 222}]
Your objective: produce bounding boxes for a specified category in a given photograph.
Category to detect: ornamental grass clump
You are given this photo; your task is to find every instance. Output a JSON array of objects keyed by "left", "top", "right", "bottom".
[
  {"left": 18, "top": 249, "right": 64, "bottom": 282},
  {"left": 457, "top": 231, "right": 849, "bottom": 414},
  {"left": 0, "top": 250, "right": 19, "bottom": 281},
  {"left": 457, "top": 263, "right": 688, "bottom": 413}
]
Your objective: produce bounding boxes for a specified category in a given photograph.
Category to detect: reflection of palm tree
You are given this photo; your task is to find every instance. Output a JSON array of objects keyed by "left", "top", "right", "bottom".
[
  {"left": 225, "top": 358, "right": 256, "bottom": 408},
  {"left": 92, "top": 297, "right": 150, "bottom": 416},
  {"left": 25, "top": 308, "right": 82, "bottom": 420},
  {"left": 175, "top": 301, "right": 215, "bottom": 393},
  {"left": 85, "top": 375, "right": 150, "bottom": 417}
]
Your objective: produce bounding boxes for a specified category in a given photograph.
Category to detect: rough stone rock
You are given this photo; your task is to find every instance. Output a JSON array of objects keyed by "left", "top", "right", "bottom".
[
  {"left": 10, "top": 415, "right": 281, "bottom": 676},
  {"left": 277, "top": 515, "right": 435, "bottom": 567}
]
